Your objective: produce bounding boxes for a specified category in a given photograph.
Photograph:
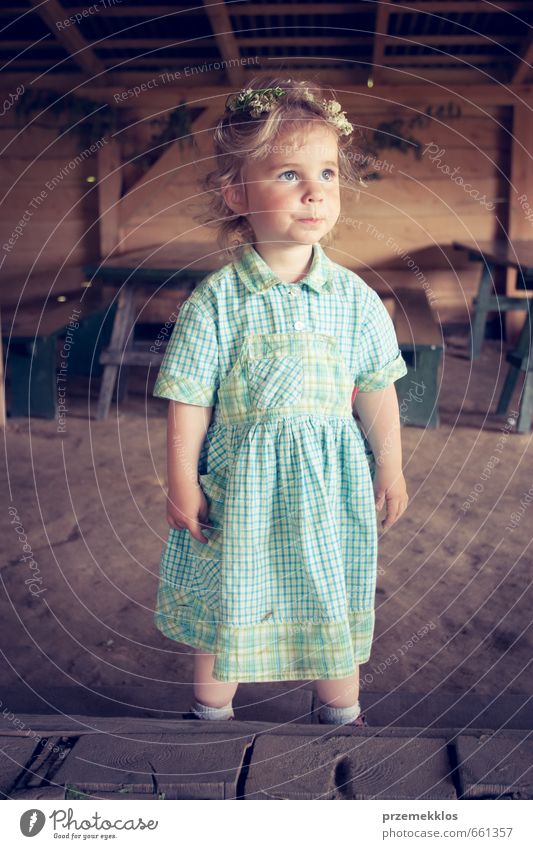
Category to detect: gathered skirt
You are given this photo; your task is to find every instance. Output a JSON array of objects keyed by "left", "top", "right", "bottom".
[{"left": 154, "top": 413, "right": 378, "bottom": 682}]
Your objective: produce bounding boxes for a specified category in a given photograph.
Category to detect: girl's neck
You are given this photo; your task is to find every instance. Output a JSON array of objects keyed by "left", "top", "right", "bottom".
[{"left": 253, "top": 242, "right": 314, "bottom": 284}]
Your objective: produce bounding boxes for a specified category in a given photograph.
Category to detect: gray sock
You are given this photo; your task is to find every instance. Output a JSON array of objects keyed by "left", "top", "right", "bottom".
[
  {"left": 190, "top": 698, "right": 234, "bottom": 721},
  {"left": 319, "top": 700, "right": 362, "bottom": 724}
]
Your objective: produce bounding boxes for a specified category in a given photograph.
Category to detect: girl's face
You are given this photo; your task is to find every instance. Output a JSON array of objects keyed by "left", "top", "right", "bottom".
[{"left": 223, "top": 124, "right": 341, "bottom": 247}]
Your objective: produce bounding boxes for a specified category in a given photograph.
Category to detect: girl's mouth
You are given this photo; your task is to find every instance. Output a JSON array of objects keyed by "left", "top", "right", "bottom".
[{"left": 297, "top": 218, "right": 323, "bottom": 224}]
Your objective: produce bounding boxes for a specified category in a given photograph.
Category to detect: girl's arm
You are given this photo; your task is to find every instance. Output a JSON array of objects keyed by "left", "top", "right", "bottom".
[
  {"left": 166, "top": 400, "right": 213, "bottom": 543},
  {"left": 353, "top": 384, "right": 402, "bottom": 472},
  {"left": 167, "top": 400, "right": 212, "bottom": 490},
  {"left": 353, "top": 385, "right": 408, "bottom": 530}
]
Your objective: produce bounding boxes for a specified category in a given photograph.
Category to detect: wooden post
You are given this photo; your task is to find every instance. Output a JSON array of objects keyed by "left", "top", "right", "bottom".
[
  {"left": 97, "top": 137, "right": 122, "bottom": 258},
  {"left": 0, "top": 307, "right": 5, "bottom": 427},
  {"left": 507, "top": 103, "right": 533, "bottom": 344}
]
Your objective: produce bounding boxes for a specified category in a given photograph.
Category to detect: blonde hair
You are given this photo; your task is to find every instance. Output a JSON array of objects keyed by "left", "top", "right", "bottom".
[{"left": 194, "top": 75, "right": 366, "bottom": 259}]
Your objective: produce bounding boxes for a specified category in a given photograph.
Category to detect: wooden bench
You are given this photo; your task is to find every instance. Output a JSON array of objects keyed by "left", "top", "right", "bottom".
[
  {"left": 377, "top": 287, "right": 443, "bottom": 428},
  {"left": 82, "top": 263, "right": 204, "bottom": 419},
  {"left": 453, "top": 239, "right": 533, "bottom": 359}
]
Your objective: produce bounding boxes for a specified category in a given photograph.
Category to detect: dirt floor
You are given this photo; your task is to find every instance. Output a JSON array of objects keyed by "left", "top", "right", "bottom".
[{"left": 1, "top": 333, "right": 532, "bottom": 708}]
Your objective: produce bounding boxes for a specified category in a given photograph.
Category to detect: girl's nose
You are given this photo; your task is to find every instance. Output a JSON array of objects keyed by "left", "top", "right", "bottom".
[{"left": 302, "top": 182, "right": 324, "bottom": 202}]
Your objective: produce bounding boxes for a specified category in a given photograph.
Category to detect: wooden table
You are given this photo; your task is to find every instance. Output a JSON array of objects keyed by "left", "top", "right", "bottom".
[
  {"left": 453, "top": 240, "right": 533, "bottom": 432},
  {"left": 453, "top": 240, "right": 533, "bottom": 358},
  {"left": 86, "top": 246, "right": 444, "bottom": 428},
  {"left": 83, "top": 245, "right": 227, "bottom": 419}
]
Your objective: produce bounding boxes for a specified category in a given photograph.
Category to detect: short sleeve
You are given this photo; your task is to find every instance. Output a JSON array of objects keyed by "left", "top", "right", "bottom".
[
  {"left": 355, "top": 288, "right": 408, "bottom": 392},
  {"left": 153, "top": 299, "right": 219, "bottom": 406}
]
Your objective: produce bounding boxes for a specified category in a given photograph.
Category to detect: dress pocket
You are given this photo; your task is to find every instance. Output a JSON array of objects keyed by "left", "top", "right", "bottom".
[{"left": 247, "top": 355, "right": 303, "bottom": 409}]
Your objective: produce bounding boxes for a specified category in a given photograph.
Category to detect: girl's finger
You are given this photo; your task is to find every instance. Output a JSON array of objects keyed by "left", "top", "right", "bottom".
[
  {"left": 189, "top": 520, "right": 210, "bottom": 544},
  {"left": 383, "top": 498, "right": 401, "bottom": 528}
]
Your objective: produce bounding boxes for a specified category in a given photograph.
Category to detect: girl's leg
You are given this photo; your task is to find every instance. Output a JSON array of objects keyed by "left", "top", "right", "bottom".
[
  {"left": 314, "top": 666, "right": 359, "bottom": 708},
  {"left": 314, "top": 667, "right": 363, "bottom": 723},
  {"left": 193, "top": 648, "right": 239, "bottom": 708}
]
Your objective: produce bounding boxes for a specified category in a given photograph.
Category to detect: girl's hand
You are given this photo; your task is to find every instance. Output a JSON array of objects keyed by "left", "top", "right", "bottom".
[
  {"left": 373, "top": 468, "right": 409, "bottom": 531},
  {"left": 166, "top": 483, "right": 211, "bottom": 544}
]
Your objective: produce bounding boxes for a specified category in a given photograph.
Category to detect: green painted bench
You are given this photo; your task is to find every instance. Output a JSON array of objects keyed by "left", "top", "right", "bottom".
[
  {"left": 379, "top": 287, "right": 443, "bottom": 428},
  {"left": 3, "top": 295, "right": 115, "bottom": 419}
]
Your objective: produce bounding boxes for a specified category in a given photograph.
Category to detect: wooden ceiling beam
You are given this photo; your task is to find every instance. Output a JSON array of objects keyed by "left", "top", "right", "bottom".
[
  {"left": 375, "top": 66, "right": 511, "bottom": 84},
  {"left": 243, "top": 1, "right": 533, "bottom": 11},
  {"left": 2, "top": 33, "right": 520, "bottom": 53},
  {"left": 392, "top": 0, "right": 533, "bottom": 10},
  {"left": 5, "top": 55, "right": 514, "bottom": 71},
  {"left": 37, "top": 3, "right": 373, "bottom": 17},
  {"left": 381, "top": 34, "right": 520, "bottom": 46},
  {"left": 201, "top": 0, "right": 244, "bottom": 86},
  {"left": 27, "top": 0, "right": 108, "bottom": 79},
  {"left": 58, "top": 36, "right": 371, "bottom": 49},
  {"left": 43, "top": 34, "right": 518, "bottom": 50},
  {"left": 381, "top": 53, "right": 513, "bottom": 66},
  {"left": 40, "top": 2, "right": 533, "bottom": 15},
  {"left": 1, "top": 71, "right": 530, "bottom": 106},
  {"left": 3, "top": 48, "right": 516, "bottom": 68},
  {"left": 372, "top": 0, "right": 392, "bottom": 85}
]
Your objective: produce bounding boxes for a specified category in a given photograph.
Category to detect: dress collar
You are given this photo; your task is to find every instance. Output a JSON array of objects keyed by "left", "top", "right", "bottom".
[{"left": 235, "top": 242, "right": 329, "bottom": 294}]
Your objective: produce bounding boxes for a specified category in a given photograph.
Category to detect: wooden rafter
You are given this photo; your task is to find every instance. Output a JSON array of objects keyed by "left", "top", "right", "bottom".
[
  {"left": 381, "top": 52, "right": 514, "bottom": 66},
  {"left": 2, "top": 71, "right": 531, "bottom": 104},
  {"left": 8, "top": 33, "right": 516, "bottom": 51},
  {"left": 512, "top": 31, "right": 533, "bottom": 84},
  {"left": 27, "top": 0, "right": 108, "bottom": 80},
  {"left": 3, "top": 55, "right": 515, "bottom": 73},
  {"left": 20, "top": 2, "right": 533, "bottom": 16},
  {"left": 201, "top": 0, "right": 244, "bottom": 86}
]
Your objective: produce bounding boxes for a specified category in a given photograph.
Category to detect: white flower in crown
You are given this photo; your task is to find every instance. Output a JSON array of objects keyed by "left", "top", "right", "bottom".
[
  {"left": 321, "top": 99, "right": 353, "bottom": 135},
  {"left": 302, "top": 89, "right": 353, "bottom": 135},
  {"left": 225, "top": 85, "right": 354, "bottom": 134}
]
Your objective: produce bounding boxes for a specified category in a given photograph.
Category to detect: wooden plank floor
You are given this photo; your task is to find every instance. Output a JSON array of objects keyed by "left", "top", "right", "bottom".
[{"left": 2, "top": 716, "right": 532, "bottom": 800}]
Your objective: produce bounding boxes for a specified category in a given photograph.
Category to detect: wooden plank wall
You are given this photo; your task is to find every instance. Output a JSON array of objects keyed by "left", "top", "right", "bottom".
[
  {"left": 0, "top": 89, "right": 512, "bottom": 327},
  {"left": 0, "top": 108, "right": 100, "bottom": 307}
]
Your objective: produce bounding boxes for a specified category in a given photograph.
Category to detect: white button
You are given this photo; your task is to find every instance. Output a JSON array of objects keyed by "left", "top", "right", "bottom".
[
  {"left": 289, "top": 287, "right": 301, "bottom": 295},
  {"left": 293, "top": 320, "right": 305, "bottom": 330}
]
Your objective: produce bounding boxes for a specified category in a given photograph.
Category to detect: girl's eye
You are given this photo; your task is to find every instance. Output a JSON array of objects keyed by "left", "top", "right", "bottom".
[
  {"left": 278, "top": 169, "right": 337, "bottom": 182},
  {"left": 279, "top": 170, "right": 297, "bottom": 181}
]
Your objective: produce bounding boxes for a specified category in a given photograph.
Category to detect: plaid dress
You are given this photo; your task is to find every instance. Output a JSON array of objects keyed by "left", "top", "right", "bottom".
[{"left": 153, "top": 242, "right": 407, "bottom": 682}]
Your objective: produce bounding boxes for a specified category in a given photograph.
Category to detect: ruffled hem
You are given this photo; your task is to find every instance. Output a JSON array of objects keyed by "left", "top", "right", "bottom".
[{"left": 155, "top": 585, "right": 374, "bottom": 682}]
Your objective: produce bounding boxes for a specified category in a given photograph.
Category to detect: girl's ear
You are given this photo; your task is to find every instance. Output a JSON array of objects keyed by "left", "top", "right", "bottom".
[{"left": 221, "top": 183, "right": 247, "bottom": 215}]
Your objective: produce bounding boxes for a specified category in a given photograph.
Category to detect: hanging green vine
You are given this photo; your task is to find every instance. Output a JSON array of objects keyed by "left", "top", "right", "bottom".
[
  {"left": 364, "top": 101, "right": 462, "bottom": 162},
  {"left": 13, "top": 89, "right": 462, "bottom": 181},
  {"left": 14, "top": 88, "right": 196, "bottom": 171}
]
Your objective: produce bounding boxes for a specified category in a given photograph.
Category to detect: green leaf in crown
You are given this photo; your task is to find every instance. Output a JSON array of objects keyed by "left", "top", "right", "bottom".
[{"left": 225, "top": 87, "right": 287, "bottom": 116}]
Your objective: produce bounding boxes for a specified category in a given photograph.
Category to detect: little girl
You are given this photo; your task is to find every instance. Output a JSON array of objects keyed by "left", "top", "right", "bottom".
[{"left": 153, "top": 76, "right": 409, "bottom": 726}]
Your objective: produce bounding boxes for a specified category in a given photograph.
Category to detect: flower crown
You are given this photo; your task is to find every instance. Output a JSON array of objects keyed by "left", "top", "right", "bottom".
[{"left": 224, "top": 85, "right": 354, "bottom": 136}]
